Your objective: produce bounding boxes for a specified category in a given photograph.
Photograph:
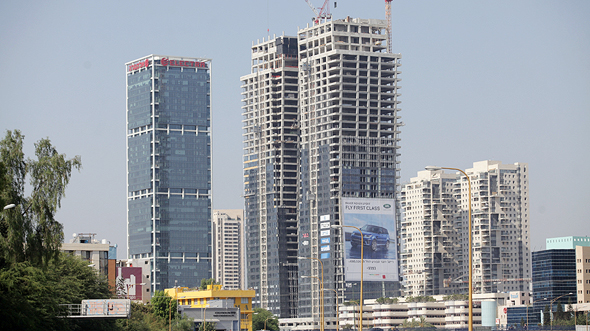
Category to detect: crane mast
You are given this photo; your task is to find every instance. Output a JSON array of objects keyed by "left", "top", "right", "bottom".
[{"left": 385, "top": 0, "right": 392, "bottom": 53}]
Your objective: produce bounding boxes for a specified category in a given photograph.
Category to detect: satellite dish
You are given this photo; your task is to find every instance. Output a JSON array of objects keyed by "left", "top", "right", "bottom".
[{"left": 73, "top": 233, "right": 77, "bottom": 237}]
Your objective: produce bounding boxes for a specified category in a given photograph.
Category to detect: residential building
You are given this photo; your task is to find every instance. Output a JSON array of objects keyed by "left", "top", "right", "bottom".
[
  {"left": 212, "top": 209, "right": 246, "bottom": 290},
  {"left": 577, "top": 246, "right": 590, "bottom": 304},
  {"left": 166, "top": 284, "right": 255, "bottom": 331},
  {"left": 400, "top": 170, "right": 462, "bottom": 296},
  {"left": 296, "top": 16, "right": 402, "bottom": 324},
  {"left": 126, "top": 55, "right": 212, "bottom": 293},
  {"left": 242, "top": 16, "right": 403, "bottom": 321},
  {"left": 401, "top": 161, "right": 531, "bottom": 296},
  {"left": 62, "top": 233, "right": 117, "bottom": 288},
  {"left": 241, "top": 35, "right": 300, "bottom": 317}
]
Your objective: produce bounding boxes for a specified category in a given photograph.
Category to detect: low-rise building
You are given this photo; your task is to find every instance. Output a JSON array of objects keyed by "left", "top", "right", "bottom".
[
  {"left": 61, "top": 233, "right": 117, "bottom": 288},
  {"left": 166, "top": 285, "right": 255, "bottom": 331}
]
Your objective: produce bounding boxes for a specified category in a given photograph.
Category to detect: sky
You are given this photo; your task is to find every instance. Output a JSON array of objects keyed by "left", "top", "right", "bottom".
[{"left": 1, "top": 1, "right": 588, "bottom": 258}]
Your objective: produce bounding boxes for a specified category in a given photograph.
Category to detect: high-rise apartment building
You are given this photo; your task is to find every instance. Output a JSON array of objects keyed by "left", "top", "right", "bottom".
[
  {"left": 297, "top": 17, "right": 402, "bottom": 321},
  {"left": 401, "top": 171, "right": 462, "bottom": 296},
  {"left": 401, "top": 161, "right": 531, "bottom": 296},
  {"left": 212, "top": 209, "right": 246, "bottom": 290},
  {"left": 241, "top": 36, "right": 300, "bottom": 317},
  {"left": 241, "top": 17, "right": 403, "bottom": 321},
  {"left": 126, "top": 55, "right": 212, "bottom": 292}
]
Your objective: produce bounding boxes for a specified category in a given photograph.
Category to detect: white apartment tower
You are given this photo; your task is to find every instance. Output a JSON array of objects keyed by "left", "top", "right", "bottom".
[
  {"left": 401, "top": 161, "right": 531, "bottom": 295},
  {"left": 297, "top": 17, "right": 402, "bottom": 321},
  {"left": 212, "top": 210, "right": 246, "bottom": 290},
  {"left": 401, "top": 171, "right": 463, "bottom": 296}
]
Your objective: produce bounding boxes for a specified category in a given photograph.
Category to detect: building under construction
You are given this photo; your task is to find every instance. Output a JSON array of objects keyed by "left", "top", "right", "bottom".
[{"left": 241, "top": 15, "right": 403, "bottom": 323}]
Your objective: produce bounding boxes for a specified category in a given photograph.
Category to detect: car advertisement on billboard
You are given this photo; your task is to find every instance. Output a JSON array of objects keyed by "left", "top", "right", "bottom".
[{"left": 341, "top": 198, "right": 398, "bottom": 281}]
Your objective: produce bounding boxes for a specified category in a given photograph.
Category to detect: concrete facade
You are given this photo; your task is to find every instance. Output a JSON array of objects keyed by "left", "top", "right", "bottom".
[
  {"left": 241, "top": 35, "right": 300, "bottom": 317},
  {"left": 212, "top": 209, "right": 246, "bottom": 290},
  {"left": 241, "top": 16, "right": 403, "bottom": 320},
  {"left": 401, "top": 161, "right": 531, "bottom": 296},
  {"left": 62, "top": 233, "right": 116, "bottom": 288},
  {"left": 296, "top": 17, "right": 402, "bottom": 325},
  {"left": 401, "top": 170, "right": 463, "bottom": 296},
  {"left": 577, "top": 246, "right": 590, "bottom": 304}
]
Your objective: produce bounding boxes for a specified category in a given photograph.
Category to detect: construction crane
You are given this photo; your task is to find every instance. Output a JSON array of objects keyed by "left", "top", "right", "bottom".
[
  {"left": 305, "top": 0, "right": 332, "bottom": 25},
  {"left": 385, "top": 0, "right": 392, "bottom": 53}
]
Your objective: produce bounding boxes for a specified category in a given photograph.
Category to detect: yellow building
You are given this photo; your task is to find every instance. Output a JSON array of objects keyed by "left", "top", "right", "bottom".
[{"left": 165, "top": 285, "right": 255, "bottom": 331}]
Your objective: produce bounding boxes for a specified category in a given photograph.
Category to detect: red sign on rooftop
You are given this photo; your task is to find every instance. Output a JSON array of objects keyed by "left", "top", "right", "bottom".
[
  {"left": 161, "top": 58, "right": 207, "bottom": 68},
  {"left": 128, "top": 59, "right": 149, "bottom": 72}
]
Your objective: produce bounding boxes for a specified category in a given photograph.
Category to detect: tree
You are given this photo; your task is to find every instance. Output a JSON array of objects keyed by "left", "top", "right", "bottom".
[
  {"left": 0, "top": 130, "right": 81, "bottom": 268},
  {"left": 151, "top": 290, "right": 178, "bottom": 322},
  {"left": 556, "top": 302, "right": 564, "bottom": 321},
  {"left": 0, "top": 252, "right": 115, "bottom": 331},
  {"left": 543, "top": 305, "right": 551, "bottom": 326},
  {"left": 252, "top": 307, "right": 278, "bottom": 331},
  {"left": 198, "top": 321, "right": 217, "bottom": 331},
  {"left": 199, "top": 278, "right": 219, "bottom": 290},
  {"left": 402, "top": 316, "right": 434, "bottom": 328}
]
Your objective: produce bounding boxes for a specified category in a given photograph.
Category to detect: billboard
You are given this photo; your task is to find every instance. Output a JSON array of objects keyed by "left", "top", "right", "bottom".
[
  {"left": 81, "top": 299, "right": 130, "bottom": 318},
  {"left": 341, "top": 198, "right": 398, "bottom": 281}
]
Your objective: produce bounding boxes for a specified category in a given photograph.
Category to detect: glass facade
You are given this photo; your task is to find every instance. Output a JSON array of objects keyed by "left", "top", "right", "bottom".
[
  {"left": 127, "top": 55, "right": 212, "bottom": 292},
  {"left": 531, "top": 249, "right": 576, "bottom": 324}
]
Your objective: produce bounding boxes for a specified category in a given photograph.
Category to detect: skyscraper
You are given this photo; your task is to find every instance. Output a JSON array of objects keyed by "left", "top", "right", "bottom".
[
  {"left": 297, "top": 17, "right": 402, "bottom": 322},
  {"left": 126, "top": 55, "right": 212, "bottom": 292},
  {"left": 401, "top": 161, "right": 531, "bottom": 296},
  {"left": 241, "top": 17, "right": 403, "bottom": 322},
  {"left": 241, "top": 36, "right": 300, "bottom": 317}
]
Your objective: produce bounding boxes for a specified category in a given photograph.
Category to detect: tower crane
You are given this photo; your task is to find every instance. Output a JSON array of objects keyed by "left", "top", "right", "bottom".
[
  {"left": 385, "top": 0, "right": 392, "bottom": 53},
  {"left": 305, "top": 0, "right": 332, "bottom": 25}
]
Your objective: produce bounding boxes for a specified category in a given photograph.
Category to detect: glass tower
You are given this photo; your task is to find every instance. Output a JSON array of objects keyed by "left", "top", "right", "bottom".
[{"left": 126, "top": 55, "right": 212, "bottom": 292}]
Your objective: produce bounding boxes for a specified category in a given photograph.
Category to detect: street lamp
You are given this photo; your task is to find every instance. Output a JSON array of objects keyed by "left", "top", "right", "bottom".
[
  {"left": 299, "top": 256, "right": 325, "bottom": 331},
  {"left": 332, "top": 224, "right": 364, "bottom": 331},
  {"left": 425, "top": 166, "right": 472, "bottom": 331},
  {"left": 323, "top": 288, "right": 340, "bottom": 331},
  {"left": 169, "top": 296, "right": 175, "bottom": 331},
  {"left": 264, "top": 316, "right": 273, "bottom": 330},
  {"left": 550, "top": 292, "right": 573, "bottom": 330},
  {"left": 527, "top": 297, "right": 547, "bottom": 328},
  {"left": 302, "top": 275, "right": 323, "bottom": 331}
]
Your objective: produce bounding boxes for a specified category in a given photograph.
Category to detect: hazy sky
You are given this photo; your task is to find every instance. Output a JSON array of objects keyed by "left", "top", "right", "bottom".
[{"left": 1, "top": 1, "right": 588, "bottom": 258}]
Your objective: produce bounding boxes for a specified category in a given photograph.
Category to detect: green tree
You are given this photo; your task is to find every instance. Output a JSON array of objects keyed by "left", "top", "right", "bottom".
[
  {"left": 252, "top": 307, "right": 278, "bottom": 331},
  {"left": 0, "top": 253, "right": 115, "bottom": 331},
  {"left": 543, "top": 304, "right": 551, "bottom": 326},
  {"left": 151, "top": 290, "right": 178, "bottom": 322},
  {"left": 198, "top": 321, "right": 217, "bottom": 331},
  {"left": 199, "top": 278, "right": 219, "bottom": 290},
  {"left": 0, "top": 130, "right": 81, "bottom": 269},
  {"left": 556, "top": 302, "right": 564, "bottom": 321},
  {"left": 402, "top": 316, "right": 434, "bottom": 328}
]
